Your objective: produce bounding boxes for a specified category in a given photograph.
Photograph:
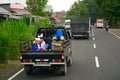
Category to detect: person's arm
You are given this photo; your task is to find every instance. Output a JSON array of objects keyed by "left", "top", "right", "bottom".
[
  {"left": 32, "top": 43, "right": 39, "bottom": 50},
  {"left": 41, "top": 42, "right": 47, "bottom": 51}
]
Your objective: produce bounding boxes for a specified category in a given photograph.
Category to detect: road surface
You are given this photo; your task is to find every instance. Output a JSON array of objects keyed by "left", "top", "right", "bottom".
[{"left": 8, "top": 28, "right": 120, "bottom": 80}]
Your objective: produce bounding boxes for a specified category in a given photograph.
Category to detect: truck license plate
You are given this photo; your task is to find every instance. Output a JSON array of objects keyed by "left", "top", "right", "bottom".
[{"left": 36, "top": 62, "right": 48, "bottom": 64}]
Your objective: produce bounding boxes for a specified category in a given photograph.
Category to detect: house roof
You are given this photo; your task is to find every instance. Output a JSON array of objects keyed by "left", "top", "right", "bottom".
[
  {"left": 55, "top": 12, "right": 65, "bottom": 18},
  {"left": 0, "top": 7, "right": 10, "bottom": 15},
  {"left": 10, "top": 3, "right": 24, "bottom": 9},
  {"left": 11, "top": 8, "right": 30, "bottom": 15}
]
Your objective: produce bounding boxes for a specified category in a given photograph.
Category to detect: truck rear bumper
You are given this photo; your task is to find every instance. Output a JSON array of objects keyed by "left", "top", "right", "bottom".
[
  {"left": 21, "top": 62, "right": 65, "bottom": 67},
  {"left": 73, "top": 35, "right": 85, "bottom": 37}
]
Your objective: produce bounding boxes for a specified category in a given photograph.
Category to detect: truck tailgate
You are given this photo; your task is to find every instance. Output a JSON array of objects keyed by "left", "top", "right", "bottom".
[{"left": 20, "top": 51, "right": 64, "bottom": 64}]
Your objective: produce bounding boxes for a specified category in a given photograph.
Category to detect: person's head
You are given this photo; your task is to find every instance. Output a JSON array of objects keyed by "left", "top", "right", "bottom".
[
  {"left": 39, "top": 37, "right": 44, "bottom": 43},
  {"left": 56, "top": 29, "right": 63, "bottom": 38},
  {"left": 35, "top": 38, "right": 40, "bottom": 44}
]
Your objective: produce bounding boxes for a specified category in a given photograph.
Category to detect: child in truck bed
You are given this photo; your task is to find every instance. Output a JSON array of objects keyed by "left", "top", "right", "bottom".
[{"left": 32, "top": 37, "right": 47, "bottom": 51}]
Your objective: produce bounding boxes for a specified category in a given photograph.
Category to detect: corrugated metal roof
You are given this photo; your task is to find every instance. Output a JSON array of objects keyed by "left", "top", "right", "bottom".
[
  {"left": 10, "top": 3, "right": 24, "bottom": 9},
  {"left": 0, "top": 7, "right": 9, "bottom": 14},
  {"left": 11, "top": 8, "right": 30, "bottom": 15}
]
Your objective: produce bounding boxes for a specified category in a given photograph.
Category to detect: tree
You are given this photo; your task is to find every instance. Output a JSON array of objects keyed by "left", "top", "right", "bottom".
[
  {"left": 82, "top": 0, "right": 102, "bottom": 24},
  {"left": 95, "top": 0, "right": 120, "bottom": 28},
  {"left": 26, "top": 0, "right": 48, "bottom": 16},
  {"left": 66, "top": 1, "right": 89, "bottom": 19},
  {"left": 26, "top": 0, "right": 48, "bottom": 26}
]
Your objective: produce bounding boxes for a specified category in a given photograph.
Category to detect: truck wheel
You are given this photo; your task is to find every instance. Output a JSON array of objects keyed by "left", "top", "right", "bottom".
[
  {"left": 67, "top": 54, "right": 72, "bottom": 66},
  {"left": 24, "top": 65, "right": 33, "bottom": 75},
  {"left": 60, "top": 62, "right": 67, "bottom": 75},
  {"left": 71, "top": 36, "right": 74, "bottom": 40},
  {"left": 86, "top": 34, "right": 89, "bottom": 39}
]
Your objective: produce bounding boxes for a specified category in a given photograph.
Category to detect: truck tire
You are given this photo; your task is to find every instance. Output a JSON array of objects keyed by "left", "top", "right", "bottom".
[
  {"left": 67, "top": 54, "right": 72, "bottom": 67},
  {"left": 59, "top": 62, "right": 67, "bottom": 75},
  {"left": 24, "top": 65, "right": 33, "bottom": 75},
  {"left": 86, "top": 34, "right": 89, "bottom": 39},
  {"left": 71, "top": 36, "right": 74, "bottom": 40}
]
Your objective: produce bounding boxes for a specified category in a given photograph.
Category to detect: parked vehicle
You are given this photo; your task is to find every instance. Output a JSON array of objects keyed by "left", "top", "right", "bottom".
[
  {"left": 70, "top": 17, "right": 91, "bottom": 39},
  {"left": 20, "top": 27, "right": 72, "bottom": 75}
]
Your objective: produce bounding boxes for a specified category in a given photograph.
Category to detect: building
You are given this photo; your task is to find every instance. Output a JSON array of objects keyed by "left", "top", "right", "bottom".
[
  {"left": 55, "top": 11, "right": 66, "bottom": 23},
  {"left": 0, "top": 3, "right": 29, "bottom": 19}
]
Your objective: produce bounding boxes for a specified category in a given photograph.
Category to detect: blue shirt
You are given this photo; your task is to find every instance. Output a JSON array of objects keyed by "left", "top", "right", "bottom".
[
  {"left": 32, "top": 41, "right": 47, "bottom": 51},
  {"left": 32, "top": 43, "right": 42, "bottom": 51}
]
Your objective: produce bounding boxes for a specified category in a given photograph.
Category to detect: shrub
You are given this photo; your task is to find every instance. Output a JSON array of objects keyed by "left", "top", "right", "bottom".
[{"left": 0, "top": 17, "right": 50, "bottom": 63}]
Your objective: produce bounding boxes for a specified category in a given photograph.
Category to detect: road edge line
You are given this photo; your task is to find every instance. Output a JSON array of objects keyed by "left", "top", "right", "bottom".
[
  {"left": 7, "top": 68, "right": 24, "bottom": 80},
  {"left": 109, "top": 31, "right": 120, "bottom": 39}
]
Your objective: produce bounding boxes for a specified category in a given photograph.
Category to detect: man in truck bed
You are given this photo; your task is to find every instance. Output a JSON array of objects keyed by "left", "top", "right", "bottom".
[{"left": 52, "top": 29, "right": 66, "bottom": 50}]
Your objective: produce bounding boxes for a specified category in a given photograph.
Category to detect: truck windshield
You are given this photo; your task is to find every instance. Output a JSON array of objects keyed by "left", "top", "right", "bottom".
[
  {"left": 97, "top": 21, "right": 103, "bottom": 23},
  {"left": 65, "top": 22, "right": 70, "bottom": 25}
]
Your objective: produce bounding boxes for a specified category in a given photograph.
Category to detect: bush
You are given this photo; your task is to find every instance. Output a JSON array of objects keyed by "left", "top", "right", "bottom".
[{"left": 0, "top": 17, "right": 50, "bottom": 63}]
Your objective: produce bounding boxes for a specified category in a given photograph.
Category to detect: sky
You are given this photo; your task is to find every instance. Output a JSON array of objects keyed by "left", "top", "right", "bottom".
[
  {"left": 0, "top": 0, "right": 78, "bottom": 11},
  {"left": 47, "top": 0, "right": 78, "bottom": 11}
]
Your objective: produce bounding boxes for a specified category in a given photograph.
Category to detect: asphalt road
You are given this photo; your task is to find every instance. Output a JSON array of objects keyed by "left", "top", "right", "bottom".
[{"left": 8, "top": 28, "right": 120, "bottom": 80}]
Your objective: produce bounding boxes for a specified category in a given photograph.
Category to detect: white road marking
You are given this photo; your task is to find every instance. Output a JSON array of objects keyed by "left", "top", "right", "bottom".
[
  {"left": 93, "top": 37, "right": 95, "bottom": 41},
  {"left": 93, "top": 43, "right": 96, "bottom": 48},
  {"left": 109, "top": 31, "right": 120, "bottom": 39},
  {"left": 8, "top": 68, "right": 24, "bottom": 80},
  {"left": 92, "top": 33, "right": 95, "bottom": 36},
  {"left": 92, "top": 31, "right": 94, "bottom": 34},
  {"left": 95, "top": 56, "right": 100, "bottom": 68}
]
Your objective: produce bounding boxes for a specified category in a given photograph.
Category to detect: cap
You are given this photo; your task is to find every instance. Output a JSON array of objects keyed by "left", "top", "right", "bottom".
[{"left": 35, "top": 38, "right": 40, "bottom": 41}]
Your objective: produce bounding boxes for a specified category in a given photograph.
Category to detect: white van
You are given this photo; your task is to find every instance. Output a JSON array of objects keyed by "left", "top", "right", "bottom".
[
  {"left": 64, "top": 19, "right": 71, "bottom": 37},
  {"left": 64, "top": 19, "right": 70, "bottom": 29}
]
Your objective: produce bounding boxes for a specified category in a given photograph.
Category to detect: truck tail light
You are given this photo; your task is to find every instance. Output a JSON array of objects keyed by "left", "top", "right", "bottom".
[
  {"left": 53, "top": 59, "right": 62, "bottom": 62},
  {"left": 22, "top": 59, "right": 30, "bottom": 62},
  {"left": 40, "top": 59, "right": 44, "bottom": 62},
  {"left": 61, "top": 52, "right": 64, "bottom": 59},
  {"left": 20, "top": 52, "right": 22, "bottom": 59}
]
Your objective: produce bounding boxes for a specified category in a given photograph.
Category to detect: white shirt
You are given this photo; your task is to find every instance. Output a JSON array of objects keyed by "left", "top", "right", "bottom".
[{"left": 40, "top": 41, "right": 47, "bottom": 49}]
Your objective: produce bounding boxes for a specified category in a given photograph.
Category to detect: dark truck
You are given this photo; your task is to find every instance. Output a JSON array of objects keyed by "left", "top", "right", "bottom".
[
  {"left": 70, "top": 18, "right": 90, "bottom": 39},
  {"left": 20, "top": 27, "right": 72, "bottom": 75}
]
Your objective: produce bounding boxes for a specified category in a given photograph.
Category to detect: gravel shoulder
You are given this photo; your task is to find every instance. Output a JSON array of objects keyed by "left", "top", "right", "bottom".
[{"left": 0, "top": 60, "right": 22, "bottom": 80}]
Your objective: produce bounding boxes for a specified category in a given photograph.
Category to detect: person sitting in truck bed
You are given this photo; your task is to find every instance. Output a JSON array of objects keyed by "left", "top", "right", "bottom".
[
  {"left": 32, "top": 37, "right": 47, "bottom": 51},
  {"left": 52, "top": 29, "right": 65, "bottom": 41},
  {"left": 39, "top": 37, "right": 47, "bottom": 51},
  {"left": 52, "top": 29, "right": 66, "bottom": 50},
  {"left": 32, "top": 38, "right": 41, "bottom": 51}
]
